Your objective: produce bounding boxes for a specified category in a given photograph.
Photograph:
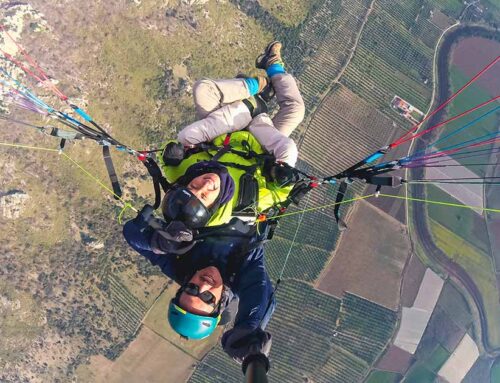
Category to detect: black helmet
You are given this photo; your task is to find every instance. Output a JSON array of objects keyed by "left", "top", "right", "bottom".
[{"left": 161, "top": 187, "right": 212, "bottom": 229}]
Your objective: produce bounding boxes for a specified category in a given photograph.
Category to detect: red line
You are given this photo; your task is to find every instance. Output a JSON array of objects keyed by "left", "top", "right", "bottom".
[
  {"left": 391, "top": 55, "right": 500, "bottom": 148},
  {"left": 0, "top": 25, "right": 68, "bottom": 101},
  {"left": 414, "top": 137, "right": 500, "bottom": 161},
  {"left": 1, "top": 50, "right": 45, "bottom": 83},
  {"left": 396, "top": 95, "right": 500, "bottom": 145}
]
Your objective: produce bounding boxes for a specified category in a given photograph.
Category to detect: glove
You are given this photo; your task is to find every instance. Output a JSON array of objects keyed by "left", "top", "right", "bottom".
[
  {"left": 164, "top": 220, "right": 194, "bottom": 242},
  {"left": 221, "top": 327, "right": 272, "bottom": 364},
  {"left": 162, "top": 142, "right": 185, "bottom": 166},
  {"left": 134, "top": 204, "right": 156, "bottom": 229},
  {"left": 150, "top": 220, "right": 195, "bottom": 255}
]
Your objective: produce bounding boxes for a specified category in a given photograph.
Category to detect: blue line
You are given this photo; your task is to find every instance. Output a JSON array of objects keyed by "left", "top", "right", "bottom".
[
  {"left": 409, "top": 129, "right": 500, "bottom": 162},
  {"left": 409, "top": 106, "right": 500, "bottom": 159},
  {"left": 0, "top": 67, "right": 54, "bottom": 112},
  {"left": 73, "top": 106, "right": 93, "bottom": 122}
]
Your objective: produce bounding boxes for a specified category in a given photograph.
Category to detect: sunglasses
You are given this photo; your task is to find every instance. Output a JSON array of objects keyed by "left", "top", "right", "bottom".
[{"left": 179, "top": 282, "right": 218, "bottom": 309}]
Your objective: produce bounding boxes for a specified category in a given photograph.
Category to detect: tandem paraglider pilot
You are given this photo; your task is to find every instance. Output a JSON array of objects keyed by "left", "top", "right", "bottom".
[{"left": 123, "top": 41, "right": 305, "bottom": 364}]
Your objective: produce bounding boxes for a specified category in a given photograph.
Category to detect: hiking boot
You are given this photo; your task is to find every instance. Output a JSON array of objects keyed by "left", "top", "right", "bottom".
[
  {"left": 255, "top": 41, "right": 283, "bottom": 69},
  {"left": 259, "top": 81, "right": 275, "bottom": 102},
  {"left": 255, "top": 75, "right": 270, "bottom": 93},
  {"left": 243, "top": 94, "right": 268, "bottom": 117}
]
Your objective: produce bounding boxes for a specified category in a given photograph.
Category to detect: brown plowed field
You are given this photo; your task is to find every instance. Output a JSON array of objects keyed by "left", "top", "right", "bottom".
[
  {"left": 317, "top": 200, "right": 410, "bottom": 310},
  {"left": 400, "top": 255, "right": 427, "bottom": 308},
  {"left": 376, "top": 345, "right": 414, "bottom": 374},
  {"left": 451, "top": 37, "right": 500, "bottom": 96}
]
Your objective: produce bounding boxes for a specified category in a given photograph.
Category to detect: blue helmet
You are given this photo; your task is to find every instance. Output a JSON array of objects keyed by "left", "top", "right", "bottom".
[{"left": 168, "top": 300, "right": 221, "bottom": 340}]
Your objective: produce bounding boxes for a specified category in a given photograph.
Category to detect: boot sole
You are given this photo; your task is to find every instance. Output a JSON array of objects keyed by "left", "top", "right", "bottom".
[{"left": 255, "top": 41, "right": 281, "bottom": 69}]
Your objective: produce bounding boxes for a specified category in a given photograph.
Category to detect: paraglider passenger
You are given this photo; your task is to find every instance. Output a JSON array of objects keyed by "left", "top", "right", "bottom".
[{"left": 159, "top": 41, "right": 305, "bottom": 228}]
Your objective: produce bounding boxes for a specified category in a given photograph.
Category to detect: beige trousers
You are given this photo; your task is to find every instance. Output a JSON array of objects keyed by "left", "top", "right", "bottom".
[{"left": 177, "top": 74, "right": 305, "bottom": 166}]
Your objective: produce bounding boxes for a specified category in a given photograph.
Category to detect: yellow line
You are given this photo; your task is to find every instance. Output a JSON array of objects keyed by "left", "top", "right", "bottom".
[
  {"left": 0, "top": 141, "right": 137, "bottom": 214},
  {"left": 0, "top": 141, "right": 59, "bottom": 152},
  {"left": 378, "top": 193, "right": 500, "bottom": 213},
  {"left": 267, "top": 194, "right": 376, "bottom": 220}
]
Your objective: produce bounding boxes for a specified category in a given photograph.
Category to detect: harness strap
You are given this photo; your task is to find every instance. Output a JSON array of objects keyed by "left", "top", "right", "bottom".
[
  {"left": 102, "top": 146, "right": 122, "bottom": 200},
  {"left": 211, "top": 134, "right": 232, "bottom": 162},
  {"left": 142, "top": 158, "right": 171, "bottom": 209}
]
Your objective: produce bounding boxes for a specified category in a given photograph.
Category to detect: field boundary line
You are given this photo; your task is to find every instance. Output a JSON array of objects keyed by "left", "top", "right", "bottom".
[
  {"left": 313, "top": 190, "right": 367, "bottom": 289},
  {"left": 359, "top": 198, "right": 407, "bottom": 228},
  {"left": 141, "top": 323, "right": 202, "bottom": 361},
  {"left": 297, "top": 0, "right": 376, "bottom": 150}
]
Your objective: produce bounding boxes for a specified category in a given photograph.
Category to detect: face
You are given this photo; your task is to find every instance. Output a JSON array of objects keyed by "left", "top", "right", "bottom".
[
  {"left": 178, "top": 266, "right": 224, "bottom": 316},
  {"left": 187, "top": 173, "right": 221, "bottom": 208}
]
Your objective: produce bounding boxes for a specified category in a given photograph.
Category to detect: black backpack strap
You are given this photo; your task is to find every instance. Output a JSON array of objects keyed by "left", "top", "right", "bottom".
[
  {"left": 102, "top": 146, "right": 122, "bottom": 200},
  {"left": 142, "top": 157, "right": 171, "bottom": 209}
]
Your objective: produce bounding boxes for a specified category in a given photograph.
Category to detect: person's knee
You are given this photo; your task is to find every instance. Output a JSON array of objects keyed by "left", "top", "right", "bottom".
[
  {"left": 193, "top": 79, "right": 216, "bottom": 103},
  {"left": 276, "top": 137, "right": 298, "bottom": 167},
  {"left": 177, "top": 125, "right": 201, "bottom": 146},
  {"left": 291, "top": 98, "right": 305, "bottom": 125}
]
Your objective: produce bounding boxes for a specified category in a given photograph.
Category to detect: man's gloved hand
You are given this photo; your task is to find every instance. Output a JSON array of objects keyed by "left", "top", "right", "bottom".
[
  {"left": 221, "top": 327, "right": 272, "bottom": 364},
  {"left": 164, "top": 220, "right": 194, "bottom": 242},
  {"left": 150, "top": 220, "right": 195, "bottom": 255},
  {"left": 134, "top": 204, "right": 156, "bottom": 229},
  {"left": 162, "top": 141, "right": 185, "bottom": 166}
]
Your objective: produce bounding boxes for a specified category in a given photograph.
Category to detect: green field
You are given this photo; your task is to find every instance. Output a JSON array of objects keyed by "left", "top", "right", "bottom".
[
  {"left": 432, "top": 0, "right": 464, "bottom": 18},
  {"left": 404, "top": 365, "right": 436, "bottom": 383},
  {"left": 426, "top": 185, "right": 491, "bottom": 254},
  {"left": 491, "top": 358, "right": 500, "bottom": 383},
  {"left": 437, "top": 282, "right": 473, "bottom": 330},
  {"left": 423, "top": 344, "right": 450, "bottom": 372},
  {"left": 430, "top": 219, "right": 500, "bottom": 347},
  {"left": 431, "top": 65, "right": 500, "bottom": 177},
  {"left": 366, "top": 370, "right": 401, "bottom": 383}
]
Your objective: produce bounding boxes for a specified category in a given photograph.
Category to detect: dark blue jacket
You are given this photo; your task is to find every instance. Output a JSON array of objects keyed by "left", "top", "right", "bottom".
[{"left": 122, "top": 219, "right": 275, "bottom": 333}]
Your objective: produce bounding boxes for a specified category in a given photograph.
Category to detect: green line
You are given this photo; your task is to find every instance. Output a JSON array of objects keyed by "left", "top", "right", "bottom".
[
  {"left": 0, "top": 141, "right": 138, "bottom": 213},
  {"left": 267, "top": 194, "right": 375, "bottom": 220},
  {"left": 379, "top": 193, "right": 500, "bottom": 213}
]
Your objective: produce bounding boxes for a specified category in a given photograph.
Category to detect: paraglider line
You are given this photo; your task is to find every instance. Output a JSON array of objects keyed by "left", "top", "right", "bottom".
[
  {"left": 391, "top": 55, "right": 499, "bottom": 147},
  {"left": 378, "top": 193, "right": 500, "bottom": 213},
  {"left": 0, "top": 141, "right": 137, "bottom": 213}
]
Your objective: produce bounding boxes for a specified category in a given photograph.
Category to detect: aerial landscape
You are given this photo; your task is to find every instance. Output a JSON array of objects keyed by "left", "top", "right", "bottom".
[{"left": 0, "top": 0, "right": 499, "bottom": 382}]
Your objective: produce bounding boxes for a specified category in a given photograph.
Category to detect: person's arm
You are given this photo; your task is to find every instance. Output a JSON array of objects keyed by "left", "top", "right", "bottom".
[
  {"left": 221, "top": 246, "right": 275, "bottom": 362},
  {"left": 122, "top": 218, "right": 177, "bottom": 279}
]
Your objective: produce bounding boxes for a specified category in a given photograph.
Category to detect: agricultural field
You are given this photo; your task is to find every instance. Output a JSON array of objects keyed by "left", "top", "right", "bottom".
[
  {"left": 373, "top": 280, "right": 475, "bottom": 382},
  {"left": 264, "top": 177, "right": 355, "bottom": 282},
  {"left": 492, "top": 358, "right": 500, "bottom": 383},
  {"left": 189, "top": 280, "right": 396, "bottom": 383},
  {"left": 299, "top": 84, "right": 396, "bottom": 176},
  {"left": 426, "top": 185, "right": 491, "bottom": 255},
  {"left": 340, "top": 4, "right": 434, "bottom": 119},
  {"left": 429, "top": 219, "right": 500, "bottom": 347},
  {"left": 430, "top": 64, "right": 500, "bottom": 176},
  {"left": 365, "top": 370, "right": 401, "bottom": 383},
  {"left": 275, "top": 0, "right": 372, "bottom": 129},
  {"left": 432, "top": 0, "right": 464, "bottom": 19},
  {"left": 317, "top": 200, "right": 410, "bottom": 310},
  {"left": 76, "top": 326, "right": 196, "bottom": 383}
]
